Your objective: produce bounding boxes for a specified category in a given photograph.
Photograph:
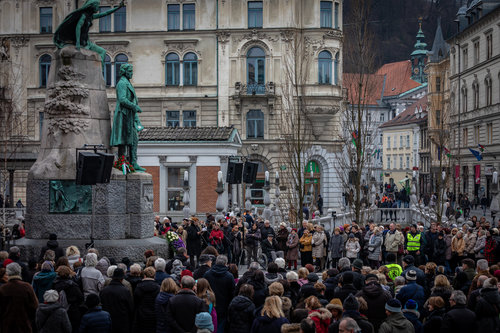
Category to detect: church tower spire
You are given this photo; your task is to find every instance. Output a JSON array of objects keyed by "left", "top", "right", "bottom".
[{"left": 410, "top": 17, "right": 428, "bottom": 83}]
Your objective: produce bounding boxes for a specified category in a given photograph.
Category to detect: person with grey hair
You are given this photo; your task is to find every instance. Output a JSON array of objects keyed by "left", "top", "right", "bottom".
[
  {"left": 441, "top": 290, "right": 476, "bottom": 333},
  {"left": 8, "top": 246, "right": 30, "bottom": 282},
  {"left": 339, "top": 317, "right": 362, "bottom": 333},
  {"left": 81, "top": 252, "right": 105, "bottom": 299},
  {"left": 0, "top": 263, "right": 38, "bottom": 332},
  {"left": 166, "top": 275, "right": 208, "bottom": 332},
  {"left": 154, "top": 258, "right": 170, "bottom": 285},
  {"left": 204, "top": 254, "right": 235, "bottom": 332},
  {"left": 36, "top": 289, "right": 71, "bottom": 333},
  {"left": 33, "top": 261, "right": 57, "bottom": 302}
]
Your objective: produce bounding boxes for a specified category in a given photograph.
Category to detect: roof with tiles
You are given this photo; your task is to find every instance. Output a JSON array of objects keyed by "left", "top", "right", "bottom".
[
  {"left": 375, "top": 60, "right": 422, "bottom": 97},
  {"left": 343, "top": 73, "right": 386, "bottom": 105},
  {"left": 139, "top": 126, "right": 237, "bottom": 142},
  {"left": 379, "top": 95, "right": 428, "bottom": 128}
]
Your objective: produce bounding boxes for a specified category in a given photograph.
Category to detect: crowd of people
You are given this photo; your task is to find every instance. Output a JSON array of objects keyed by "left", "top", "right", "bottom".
[{"left": 0, "top": 212, "right": 499, "bottom": 333}]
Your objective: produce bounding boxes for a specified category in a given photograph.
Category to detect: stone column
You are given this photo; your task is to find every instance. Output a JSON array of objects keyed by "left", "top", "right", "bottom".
[{"left": 183, "top": 171, "right": 191, "bottom": 219}]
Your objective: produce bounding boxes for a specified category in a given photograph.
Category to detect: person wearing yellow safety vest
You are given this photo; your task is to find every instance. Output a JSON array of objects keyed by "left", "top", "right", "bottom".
[
  {"left": 384, "top": 253, "right": 403, "bottom": 282},
  {"left": 404, "top": 224, "right": 422, "bottom": 266}
]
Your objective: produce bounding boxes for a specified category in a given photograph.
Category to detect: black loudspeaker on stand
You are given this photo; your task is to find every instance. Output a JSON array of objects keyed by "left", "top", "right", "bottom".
[
  {"left": 226, "top": 162, "right": 243, "bottom": 184},
  {"left": 76, "top": 151, "right": 114, "bottom": 185},
  {"left": 243, "top": 161, "right": 258, "bottom": 184}
]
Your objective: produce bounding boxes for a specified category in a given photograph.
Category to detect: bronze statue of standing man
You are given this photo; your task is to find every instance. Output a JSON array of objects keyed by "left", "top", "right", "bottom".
[{"left": 110, "top": 64, "right": 145, "bottom": 172}]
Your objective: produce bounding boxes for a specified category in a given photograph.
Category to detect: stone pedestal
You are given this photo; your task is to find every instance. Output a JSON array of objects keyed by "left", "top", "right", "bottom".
[{"left": 19, "top": 47, "right": 167, "bottom": 261}]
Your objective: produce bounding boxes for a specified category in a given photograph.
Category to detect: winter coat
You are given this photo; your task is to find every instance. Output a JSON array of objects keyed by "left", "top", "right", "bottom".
[
  {"left": 81, "top": 266, "right": 105, "bottom": 298},
  {"left": 402, "top": 265, "right": 426, "bottom": 288},
  {"left": 286, "top": 233, "right": 300, "bottom": 261},
  {"left": 155, "top": 291, "right": 174, "bottom": 333},
  {"left": 193, "top": 264, "right": 211, "bottom": 280},
  {"left": 308, "top": 308, "right": 332, "bottom": 333},
  {"left": 262, "top": 239, "right": 278, "bottom": 257},
  {"left": 209, "top": 229, "right": 224, "bottom": 246},
  {"left": 277, "top": 228, "right": 290, "bottom": 252},
  {"left": 52, "top": 277, "right": 84, "bottom": 333},
  {"left": 39, "top": 239, "right": 65, "bottom": 261},
  {"left": 100, "top": 280, "right": 134, "bottom": 333},
  {"left": 203, "top": 264, "right": 236, "bottom": 320},
  {"left": 432, "top": 238, "right": 447, "bottom": 265},
  {"left": 166, "top": 289, "right": 208, "bottom": 333},
  {"left": 396, "top": 281, "right": 426, "bottom": 310},
  {"left": 385, "top": 230, "right": 404, "bottom": 252},
  {"left": 245, "top": 228, "right": 261, "bottom": 248},
  {"left": 333, "top": 283, "right": 358, "bottom": 303},
  {"left": 312, "top": 231, "right": 326, "bottom": 258},
  {"left": 422, "top": 308, "right": 445, "bottom": 333},
  {"left": 32, "top": 270, "right": 57, "bottom": 303},
  {"left": 186, "top": 223, "right": 202, "bottom": 256},
  {"left": 250, "top": 315, "right": 289, "bottom": 333},
  {"left": 0, "top": 277, "right": 39, "bottom": 333},
  {"left": 265, "top": 272, "right": 284, "bottom": 286},
  {"left": 475, "top": 287, "right": 500, "bottom": 332},
  {"left": 440, "top": 304, "right": 476, "bottom": 333},
  {"left": 282, "top": 323, "right": 301, "bottom": 333},
  {"left": 474, "top": 235, "right": 486, "bottom": 258},
  {"left": 329, "top": 234, "right": 344, "bottom": 259},
  {"left": 464, "top": 233, "right": 477, "bottom": 254},
  {"left": 444, "top": 234, "right": 453, "bottom": 260},
  {"left": 379, "top": 312, "right": 415, "bottom": 333},
  {"left": 36, "top": 302, "right": 71, "bottom": 333},
  {"left": 451, "top": 236, "right": 465, "bottom": 256},
  {"left": 154, "top": 270, "right": 170, "bottom": 286},
  {"left": 403, "top": 309, "right": 422, "bottom": 333},
  {"left": 356, "top": 282, "right": 392, "bottom": 332},
  {"left": 345, "top": 239, "right": 361, "bottom": 259},
  {"left": 79, "top": 306, "right": 112, "bottom": 333},
  {"left": 300, "top": 234, "right": 313, "bottom": 252},
  {"left": 248, "top": 278, "right": 268, "bottom": 308},
  {"left": 367, "top": 233, "right": 383, "bottom": 261},
  {"left": 133, "top": 279, "right": 160, "bottom": 333},
  {"left": 67, "top": 255, "right": 81, "bottom": 269},
  {"left": 227, "top": 295, "right": 256, "bottom": 333}
]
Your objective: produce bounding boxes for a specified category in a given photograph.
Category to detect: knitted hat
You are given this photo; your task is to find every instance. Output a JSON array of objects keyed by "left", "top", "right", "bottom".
[
  {"left": 280, "top": 222, "right": 286, "bottom": 227},
  {"left": 181, "top": 269, "right": 193, "bottom": 278},
  {"left": 307, "top": 273, "right": 319, "bottom": 283},
  {"left": 385, "top": 299, "right": 402, "bottom": 313},
  {"left": 327, "top": 298, "right": 343, "bottom": 312},
  {"left": 365, "top": 274, "right": 379, "bottom": 283},
  {"left": 352, "top": 259, "right": 363, "bottom": 270},
  {"left": 405, "top": 299, "right": 418, "bottom": 311},
  {"left": 343, "top": 294, "right": 360, "bottom": 311},
  {"left": 195, "top": 312, "right": 214, "bottom": 331},
  {"left": 292, "top": 228, "right": 297, "bottom": 232},
  {"left": 403, "top": 255, "right": 415, "bottom": 265},
  {"left": 349, "top": 233, "right": 355, "bottom": 238},
  {"left": 2, "top": 259, "right": 13, "bottom": 268},
  {"left": 49, "top": 233, "right": 58, "bottom": 240},
  {"left": 483, "top": 278, "right": 498, "bottom": 289},
  {"left": 43, "top": 289, "right": 59, "bottom": 303},
  {"left": 405, "top": 270, "right": 417, "bottom": 281}
]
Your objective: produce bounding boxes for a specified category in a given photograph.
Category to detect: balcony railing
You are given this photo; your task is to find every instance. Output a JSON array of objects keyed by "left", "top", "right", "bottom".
[{"left": 235, "top": 82, "right": 275, "bottom": 96}]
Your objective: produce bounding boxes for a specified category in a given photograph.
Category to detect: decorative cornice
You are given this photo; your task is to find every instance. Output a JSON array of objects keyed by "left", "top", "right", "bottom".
[
  {"left": 232, "top": 30, "right": 279, "bottom": 44},
  {"left": 323, "top": 29, "right": 343, "bottom": 40}
]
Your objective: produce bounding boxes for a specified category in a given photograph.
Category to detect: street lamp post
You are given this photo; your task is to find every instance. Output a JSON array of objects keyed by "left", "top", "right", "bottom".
[
  {"left": 263, "top": 171, "right": 272, "bottom": 222},
  {"left": 273, "top": 171, "right": 282, "bottom": 224},
  {"left": 215, "top": 171, "right": 225, "bottom": 222}
]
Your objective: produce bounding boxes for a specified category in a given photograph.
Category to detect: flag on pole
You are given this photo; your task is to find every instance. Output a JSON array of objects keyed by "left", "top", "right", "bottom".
[
  {"left": 469, "top": 148, "right": 483, "bottom": 161},
  {"left": 478, "top": 144, "right": 485, "bottom": 152},
  {"left": 443, "top": 147, "right": 451, "bottom": 158}
]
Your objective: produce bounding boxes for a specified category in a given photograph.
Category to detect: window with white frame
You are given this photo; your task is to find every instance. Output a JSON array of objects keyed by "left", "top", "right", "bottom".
[{"left": 167, "top": 167, "right": 188, "bottom": 211}]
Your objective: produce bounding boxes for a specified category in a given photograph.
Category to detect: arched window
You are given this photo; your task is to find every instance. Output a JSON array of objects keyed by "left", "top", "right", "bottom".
[
  {"left": 334, "top": 52, "right": 339, "bottom": 85},
  {"left": 246, "top": 47, "right": 265, "bottom": 94},
  {"left": 318, "top": 51, "right": 332, "bottom": 84},
  {"left": 165, "top": 53, "right": 180, "bottom": 86},
  {"left": 183, "top": 52, "right": 197, "bottom": 86},
  {"left": 103, "top": 54, "right": 112, "bottom": 87},
  {"left": 247, "top": 109, "right": 264, "bottom": 139},
  {"left": 39, "top": 54, "right": 51, "bottom": 87},
  {"left": 114, "top": 53, "right": 128, "bottom": 84}
]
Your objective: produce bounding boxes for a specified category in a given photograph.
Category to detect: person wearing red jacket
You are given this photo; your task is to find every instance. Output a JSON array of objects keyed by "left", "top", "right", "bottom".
[
  {"left": 305, "top": 295, "right": 332, "bottom": 333},
  {"left": 209, "top": 223, "right": 225, "bottom": 252}
]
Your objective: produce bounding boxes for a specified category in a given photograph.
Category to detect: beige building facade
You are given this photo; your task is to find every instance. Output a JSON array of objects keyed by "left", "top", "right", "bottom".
[
  {"left": 0, "top": 0, "right": 344, "bottom": 216},
  {"left": 448, "top": 1, "right": 500, "bottom": 204}
]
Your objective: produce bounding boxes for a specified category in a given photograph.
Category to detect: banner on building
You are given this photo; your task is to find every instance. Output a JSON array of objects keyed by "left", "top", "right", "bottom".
[
  {"left": 475, "top": 164, "right": 481, "bottom": 184},
  {"left": 455, "top": 165, "right": 460, "bottom": 182},
  {"left": 485, "top": 165, "right": 494, "bottom": 176}
]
